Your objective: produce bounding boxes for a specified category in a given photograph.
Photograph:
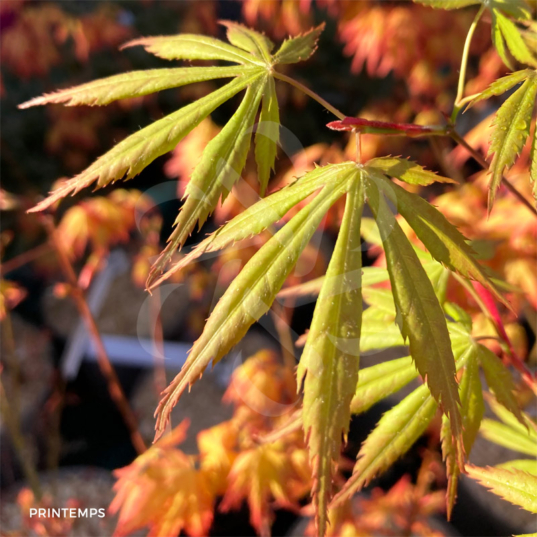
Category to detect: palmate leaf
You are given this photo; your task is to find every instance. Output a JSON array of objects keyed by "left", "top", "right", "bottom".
[
  {"left": 465, "top": 69, "right": 533, "bottom": 108},
  {"left": 478, "top": 345, "right": 526, "bottom": 425},
  {"left": 273, "top": 24, "right": 326, "bottom": 64},
  {"left": 332, "top": 382, "right": 439, "bottom": 506},
  {"left": 365, "top": 175, "right": 463, "bottom": 452},
  {"left": 497, "top": 459, "right": 537, "bottom": 475},
  {"left": 150, "top": 163, "right": 357, "bottom": 288},
  {"left": 531, "top": 122, "right": 537, "bottom": 201},
  {"left": 378, "top": 175, "right": 508, "bottom": 307},
  {"left": 349, "top": 355, "right": 418, "bottom": 414},
  {"left": 466, "top": 466, "right": 537, "bottom": 513},
  {"left": 221, "top": 21, "right": 274, "bottom": 63},
  {"left": 18, "top": 66, "right": 248, "bottom": 108},
  {"left": 23, "top": 21, "right": 326, "bottom": 277},
  {"left": 256, "top": 76, "right": 280, "bottom": 196},
  {"left": 480, "top": 419, "right": 537, "bottom": 457},
  {"left": 441, "top": 345, "right": 484, "bottom": 518},
  {"left": 297, "top": 176, "right": 364, "bottom": 536},
  {"left": 479, "top": 397, "right": 537, "bottom": 457},
  {"left": 413, "top": 0, "right": 481, "bottom": 8},
  {"left": 466, "top": 68, "right": 537, "bottom": 210},
  {"left": 492, "top": 9, "right": 537, "bottom": 69},
  {"left": 155, "top": 169, "right": 352, "bottom": 438},
  {"left": 28, "top": 73, "right": 261, "bottom": 213},
  {"left": 121, "top": 33, "right": 265, "bottom": 64},
  {"left": 367, "top": 157, "right": 456, "bottom": 186},
  {"left": 152, "top": 76, "right": 267, "bottom": 275}
]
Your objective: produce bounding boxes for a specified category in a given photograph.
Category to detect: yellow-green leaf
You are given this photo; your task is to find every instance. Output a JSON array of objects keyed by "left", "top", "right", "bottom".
[
  {"left": 466, "top": 465, "right": 537, "bottom": 513},
  {"left": 332, "top": 383, "right": 438, "bottom": 507},
  {"left": 122, "top": 33, "right": 262, "bottom": 65},
  {"left": 497, "top": 459, "right": 537, "bottom": 475},
  {"left": 350, "top": 356, "right": 418, "bottom": 414},
  {"left": 480, "top": 419, "right": 537, "bottom": 457},
  {"left": 153, "top": 76, "right": 266, "bottom": 274},
  {"left": 441, "top": 346, "right": 484, "bottom": 518},
  {"left": 29, "top": 73, "right": 262, "bottom": 213},
  {"left": 478, "top": 345, "right": 526, "bottom": 426},
  {"left": 466, "top": 69, "right": 532, "bottom": 110},
  {"left": 495, "top": 10, "right": 537, "bottom": 67},
  {"left": 255, "top": 76, "right": 280, "bottom": 195},
  {"left": 365, "top": 175, "right": 463, "bottom": 448},
  {"left": 367, "top": 157, "right": 456, "bottom": 186},
  {"left": 298, "top": 175, "right": 364, "bottom": 536},
  {"left": 220, "top": 21, "right": 273, "bottom": 63},
  {"left": 531, "top": 125, "right": 537, "bottom": 202},
  {"left": 387, "top": 178, "right": 508, "bottom": 307},
  {"left": 18, "top": 66, "right": 249, "bottom": 108},
  {"left": 155, "top": 181, "right": 349, "bottom": 438},
  {"left": 492, "top": 10, "right": 515, "bottom": 70},
  {"left": 491, "top": 0, "right": 533, "bottom": 21},
  {"left": 150, "top": 163, "right": 357, "bottom": 288},
  {"left": 487, "top": 62, "right": 537, "bottom": 209},
  {"left": 412, "top": 0, "right": 481, "bottom": 8},
  {"left": 273, "top": 24, "right": 325, "bottom": 65},
  {"left": 487, "top": 394, "right": 535, "bottom": 436},
  {"left": 359, "top": 320, "right": 405, "bottom": 352}
]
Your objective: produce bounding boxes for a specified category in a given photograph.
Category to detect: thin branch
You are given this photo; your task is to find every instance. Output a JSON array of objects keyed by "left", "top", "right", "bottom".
[
  {"left": 43, "top": 216, "right": 147, "bottom": 454},
  {"left": 0, "top": 372, "right": 43, "bottom": 500},
  {"left": 450, "top": 130, "right": 537, "bottom": 218},
  {"left": 273, "top": 71, "right": 346, "bottom": 120},
  {"left": 1, "top": 243, "right": 52, "bottom": 276}
]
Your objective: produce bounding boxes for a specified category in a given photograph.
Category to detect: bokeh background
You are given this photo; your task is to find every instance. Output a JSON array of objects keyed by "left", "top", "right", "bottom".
[{"left": 1, "top": 1, "right": 536, "bottom": 536}]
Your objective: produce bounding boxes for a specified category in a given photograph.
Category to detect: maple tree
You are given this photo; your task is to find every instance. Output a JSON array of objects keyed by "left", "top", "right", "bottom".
[{"left": 5, "top": 0, "right": 537, "bottom": 535}]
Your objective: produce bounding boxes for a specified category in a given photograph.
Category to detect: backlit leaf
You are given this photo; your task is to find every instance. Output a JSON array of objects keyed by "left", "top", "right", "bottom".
[
  {"left": 273, "top": 24, "right": 325, "bottom": 65},
  {"left": 480, "top": 419, "right": 537, "bottom": 457},
  {"left": 154, "top": 76, "right": 266, "bottom": 273},
  {"left": 365, "top": 175, "right": 463, "bottom": 448},
  {"left": 121, "top": 33, "right": 263, "bottom": 65},
  {"left": 150, "top": 163, "right": 357, "bottom": 288},
  {"left": 497, "top": 459, "right": 537, "bottom": 475},
  {"left": 466, "top": 466, "right": 537, "bottom": 513},
  {"left": 367, "top": 157, "right": 456, "bottom": 186},
  {"left": 220, "top": 442, "right": 309, "bottom": 535},
  {"left": 412, "top": 0, "right": 481, "bottom": 8},
  {"left": 298, "top": 176, "right": 364, "bottom": 536},
  {"left": 487, "top": 65, "right": 537, "bottom": 208},
  {"left": 491, "top": 0, "right": 533, "bottom": 21},
  {"left": 220, "top": 21, "right": 274, "bottom": 63},
  {"left": 349, "top": 356, "right": 418, "bottom": 414},
  {"left": 155, "top": 180, "right": 349, "bottom": 438},
  {"left": 531, "top": 122, "right": 537, "bottom": 201},
  {"left": 495, "top": 10, "right": 537, "bottom": 67},
  {"left": 492, "top": 10, "right": 515, "bottom": 70},
  {"left": 487, "top": 394, "right": 535, "bottom": 436},
  {"left": 276, "top": 267, "right": 389, "bottom": 303},
  {"left": 385, "top": 177, "right": 508, "bottom": 307},
  {"left": 18, "top": 66, "right": 248, "bottom": 108},
  {"left": 477, "top": 345, "right": 525, "bottom": 426},
  {"left": 441, "top": 346, "right": 484, "bottom": 518},
  {"left": 29, "top": 73, "right": 262, "bottom": 213},
  {"left": 256, "top": 76, "right": 280, "bottom": 195},
  {"left": 359, "top": 320, "right": 405, "bottom": 352},
  {"left": 332, "top": 383, "right": 438, "bottom": 507},
  {"left": 466, "top": 69, "right": 532, "bottom": 109}
]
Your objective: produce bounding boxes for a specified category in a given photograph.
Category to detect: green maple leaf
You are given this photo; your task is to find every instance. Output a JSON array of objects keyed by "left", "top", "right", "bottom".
[
  {"left": 21, "top": 22, "right": 325, "bottom": 285},
  {"left": 467, "top": 69, "right": 537, "bottom": 210}
]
